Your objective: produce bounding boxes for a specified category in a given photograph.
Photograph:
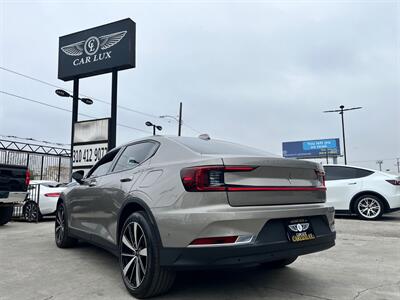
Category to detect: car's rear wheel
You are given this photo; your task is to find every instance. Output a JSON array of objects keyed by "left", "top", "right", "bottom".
[
  {"left": 55, "top": 202, "right": 77, "bottom": 248},
  {"left": 23, "top": 201, "right": 42, "bottom": 222},
  {"left": 355, "top": 195, "right": 384, "bottom": 220},
  {"left": 261, "top": 257, "right": 298, "bottom": 268},
  {"left": 0, "top": 206, "right": 14, "bottom": 226},
  {"left": 120, "top": 211, "right": 176, "bottom": 298}
]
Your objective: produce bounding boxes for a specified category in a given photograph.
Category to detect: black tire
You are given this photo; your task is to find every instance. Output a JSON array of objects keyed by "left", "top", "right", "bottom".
[
  {"left": 355, "top": 195, "right": 384, "bottom": 220},
  {"left": 23, "top": 201, "right": 42, "bottom": 222},
  {"left": 261, "top": 257, "right": 298, "bottom": 269},
  {"left": 55, "top": 202, "right": 77, "bottom": 248},
  {"left": 0, "top": 206, "right": 13, "bottom": 226},
  {"left": 119, "top": 211, "right": 176, "bottom": 298}
]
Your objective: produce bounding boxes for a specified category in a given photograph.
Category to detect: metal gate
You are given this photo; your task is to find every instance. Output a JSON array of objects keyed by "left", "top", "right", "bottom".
[
  {"left": 12, "top": 183, "right": 41, "bottom": 222},
  {"left": 0, "top": 139, "right": 71, "bottom": 182}
]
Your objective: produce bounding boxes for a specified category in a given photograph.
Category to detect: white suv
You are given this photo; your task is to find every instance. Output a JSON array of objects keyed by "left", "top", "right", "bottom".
[{"left": 324, "top": 164, "right": 400, "bottom": 220}]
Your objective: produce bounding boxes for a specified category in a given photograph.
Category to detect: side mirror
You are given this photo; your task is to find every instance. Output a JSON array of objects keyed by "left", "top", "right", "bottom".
[{"left": 72, "top": 170, "right": 84, "bottom": 184}]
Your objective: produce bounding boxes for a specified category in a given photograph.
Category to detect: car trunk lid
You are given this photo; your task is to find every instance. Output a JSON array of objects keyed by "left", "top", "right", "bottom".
[{"left": 222, "top": 157, "right": 325, "bottom": 206}]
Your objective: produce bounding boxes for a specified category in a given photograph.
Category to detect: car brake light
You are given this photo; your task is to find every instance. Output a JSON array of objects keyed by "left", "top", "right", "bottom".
[
  {"left": 44, "top": 192, "right": 61, "bottom": 197},
  {"left": 190, "top": 236, "right": 238, "bottom": 245},
  {"left": 25, "top": 170, "right": 30, "bottom": 186},
  {"left": 180, "top": 166, "right": 256, "bottom": 191},
  {"left": 386, "top": 180, "right": 400, "bottom": 186}
]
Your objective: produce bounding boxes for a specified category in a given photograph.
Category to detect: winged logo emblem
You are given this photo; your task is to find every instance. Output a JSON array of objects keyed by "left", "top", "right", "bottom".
[
  {"left": 61, "top": 31, "right": 127, "bottom": 56},
  {"left": 288, "top": 223, "right": 310, "bottom": 232}
]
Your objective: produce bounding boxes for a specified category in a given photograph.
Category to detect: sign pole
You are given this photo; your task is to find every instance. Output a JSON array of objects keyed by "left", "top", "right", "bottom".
[
  {"left": 70, "top": 78, "right": 79, "bottom": 180},
  {"left": 109, "top": 70, "right": 118, "bottom": 150}
]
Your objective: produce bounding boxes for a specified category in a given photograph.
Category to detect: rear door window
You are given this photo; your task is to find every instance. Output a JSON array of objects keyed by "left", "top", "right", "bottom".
[
  {"left": 325, "top": 166, "right": 373, "bottom": 181},
  {"left": 87, "top": 149, "right": 120, "bottom": 178},
  {"left": 112, "top": 142, "right": 158, "bottom": 172}
]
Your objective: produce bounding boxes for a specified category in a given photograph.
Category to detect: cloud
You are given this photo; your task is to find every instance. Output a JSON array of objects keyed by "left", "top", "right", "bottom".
[{"left": 0, "top": 1, "right": 398, "bottom": 171}]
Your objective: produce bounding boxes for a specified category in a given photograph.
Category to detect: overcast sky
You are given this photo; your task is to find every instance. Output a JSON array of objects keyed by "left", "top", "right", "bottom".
[{"left": 0, "top": 0, "right": 399, "bottom": 171}]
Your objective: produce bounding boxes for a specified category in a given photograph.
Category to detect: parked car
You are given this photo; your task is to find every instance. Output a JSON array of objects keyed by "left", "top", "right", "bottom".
[
  {"left": 55, "top": 136, "right": 336, "bottom": 298},
  {"left": 23, "top": 180, "right": 66, "bottom": 221},
  {"left": 0, "top": 163, "right": 29, "bottom": 225},
  {"left": 324, "top": 164, "right": 400, "bottom": 220}
]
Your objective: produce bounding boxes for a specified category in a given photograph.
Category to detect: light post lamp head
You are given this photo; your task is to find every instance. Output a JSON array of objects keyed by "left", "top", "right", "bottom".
[
  {"left": 145, "top": 121, "right": 153, "bottom": 127},
  {"left": 55, "top": 89, "right": 71, "bottom": 97},
  {"left": 80, "top": 98, "right": 93, "bottom": 105},
  {"left": 156, "top": 125, "right": 162, "bottom": 131}
]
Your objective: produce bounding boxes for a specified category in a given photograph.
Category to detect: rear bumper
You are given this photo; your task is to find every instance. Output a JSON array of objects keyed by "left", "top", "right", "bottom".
[
  {"left": 160, "top": 232, "right": 335, "bottom": 269},
  {"left": 0, "top": 192, "right": 27, "bottom": 204},
  {"left": 159, "top": 214, "right": 336, "bottom": 269},
  {"left": 386, "top": 194, "right": 400, "bottom": 210},
  {"left": 154, "top": 203, "right": 335, "bottom": 248}
]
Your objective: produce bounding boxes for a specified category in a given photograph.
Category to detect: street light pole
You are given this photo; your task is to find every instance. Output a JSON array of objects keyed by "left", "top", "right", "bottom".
[
  {"left": 323, "top": 105, "right": 362, "bottom": 165},
  {"left": 145, "top": 121, "right": 162, "bottom": 136},
  {"left": 376, "top": 160, "right": 383, "bottom": 171},
  {"left": 55, "top": 85, "right": 94, "bottom": 180},
  {"left": 178, "top": 102, "right": 182, "bottom": 136},
  {"left": 71, "top": 79, "right": 79, "bottom": 180},
  {"left": 339, "top": 106, "right": 347, "bottom": 165}
]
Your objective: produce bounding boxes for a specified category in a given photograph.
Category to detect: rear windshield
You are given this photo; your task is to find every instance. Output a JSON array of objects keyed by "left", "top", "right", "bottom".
[{"left": 173, "top": 137, "right": 274, "bottom": 156}]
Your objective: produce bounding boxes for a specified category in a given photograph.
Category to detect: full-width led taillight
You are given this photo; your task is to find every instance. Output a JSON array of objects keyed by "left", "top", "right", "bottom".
[
  {"left": 44, "top": 192, "right": 61, "bottom": 197},
  {"left": 25, "top": 170, "right": 30, "bottom": 186},
  {"left": 386, "top": 180, "right": 400, "bottom": 186},
  {"left": 181, "top": 165, "right": 326, "bottom": 192},
  {"left": 180, "top": 166, "right": 256, "bottom": 191}
]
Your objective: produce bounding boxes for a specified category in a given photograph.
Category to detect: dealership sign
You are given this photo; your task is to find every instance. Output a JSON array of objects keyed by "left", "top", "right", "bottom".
[
  {"left": 282, "top": 138, "right": 341, "bottom": 159},
  {"left": 72, "top": 118, "right": 110, "bottom": 174},
  {"left": 58, "top": 18, "right": 135, "bottom": 81}
]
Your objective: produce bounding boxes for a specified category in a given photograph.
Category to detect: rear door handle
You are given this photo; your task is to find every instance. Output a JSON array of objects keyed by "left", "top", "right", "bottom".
[
  {"left": 120, "top": 176, "right": 133, "bottom": 182},
  {"left": 348, "top": 182, "right": 357, "bottom": 185}
]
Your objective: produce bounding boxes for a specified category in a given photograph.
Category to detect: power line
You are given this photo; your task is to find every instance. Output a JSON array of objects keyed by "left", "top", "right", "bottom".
[
  {"left": 0, "top": 66, "right": 205, "bottom": 134},
  {"left": 349, "top": 158, "right": 400, "bottom": 163},
  {"left": 0, "top": 90, "right": 152, "bottom": 134},
  {"left": 0, "top": 66, "right": 159, "bottom": 119},
  {"left": 182, "top": 121, "right": 202, "bottom": 134}
]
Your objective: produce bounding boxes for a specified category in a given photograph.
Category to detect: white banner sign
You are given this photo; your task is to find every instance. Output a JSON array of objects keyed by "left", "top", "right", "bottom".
[{"left": 72, "top": 143, "right": 108, "bottom": 168}]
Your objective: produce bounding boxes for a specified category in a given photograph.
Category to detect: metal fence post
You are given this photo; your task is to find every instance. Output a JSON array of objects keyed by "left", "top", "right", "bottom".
[
  {"left": 40, "top": 156, "right": 44, "bottom": 180},
  {"left": 57, "top": 156, "right": 62, "bottom": 182},
  {"left": 36, "top": 184, "right": 40, "bottom": 223}
]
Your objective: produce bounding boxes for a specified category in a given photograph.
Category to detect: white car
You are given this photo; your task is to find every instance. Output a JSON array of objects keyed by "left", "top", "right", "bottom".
[
  {"left": 23, "top": 180, "right": 66, "bottom": 221},
  {"left": 324, "top": 164, "right": 400, "bottom": 220}
]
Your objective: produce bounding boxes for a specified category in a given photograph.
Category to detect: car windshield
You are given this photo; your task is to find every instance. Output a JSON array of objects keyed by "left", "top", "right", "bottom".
[{"left": 172, "top": 137, "right": 276, "bottom": 156}]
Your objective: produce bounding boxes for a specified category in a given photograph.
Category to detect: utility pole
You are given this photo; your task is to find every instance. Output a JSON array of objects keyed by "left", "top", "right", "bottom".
[
  {"left": 376, "top": 160, "right": 383, "bottom": 171},
  {"left": 178, "top": 102, "right": 182, "bottom": 136},
  {"left": 396, "top": 158, "right": 400, "bottom": 173},
  {"left": 323, "top": 105, "right": 362, "bottom": 165}
]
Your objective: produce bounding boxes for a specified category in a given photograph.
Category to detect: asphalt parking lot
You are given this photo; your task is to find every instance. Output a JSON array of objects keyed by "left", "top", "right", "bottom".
[{"left": 1, "top": 213, "right": 399, "bottom": 300}]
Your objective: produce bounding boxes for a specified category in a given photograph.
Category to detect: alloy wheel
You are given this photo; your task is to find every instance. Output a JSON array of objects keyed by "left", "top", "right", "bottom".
[
  {"left": 24, "top": 202, "right": 38, "bottom": 222},
  {"left": 55, "top": 205, "right": 65, "bottom": 244},
  {"left": 357, "top": 197, "right": 381, "bottom": 219},
  {"left": 121, "top": 222, "right": 148, "bottom": 289}
]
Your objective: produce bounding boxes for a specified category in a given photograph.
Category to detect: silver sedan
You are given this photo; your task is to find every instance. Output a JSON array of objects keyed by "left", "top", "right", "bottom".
[{"left": 55, "top": 135, "right": 336, "bottom": 298}]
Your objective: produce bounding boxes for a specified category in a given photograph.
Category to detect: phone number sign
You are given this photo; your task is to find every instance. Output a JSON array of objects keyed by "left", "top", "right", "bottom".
[{"left": 72, "top": 143, "right": 108, "bottom": 167}]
